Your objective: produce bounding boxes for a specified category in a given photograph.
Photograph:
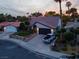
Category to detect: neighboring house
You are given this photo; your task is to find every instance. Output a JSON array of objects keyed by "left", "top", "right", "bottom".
[
  {"left": 0, "top": 22, "right": 20, "bottom": 32},
  {"left": 65, "top": 22, "right": 79, "bottom": 29},
  {"left": 65, "top": 18, "right": 79, "bottom": 29},
  {"left": 30, "top": 16, "right": 61, "bottom": 35}
]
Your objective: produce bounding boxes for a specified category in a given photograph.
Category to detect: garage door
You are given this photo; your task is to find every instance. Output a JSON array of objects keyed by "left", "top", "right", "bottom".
[
  {"left": 4, "top": 26, "right": 17, "bottom": 32},
  {"left": 39, "top": 28, "right": 51, "bottom": 35}
]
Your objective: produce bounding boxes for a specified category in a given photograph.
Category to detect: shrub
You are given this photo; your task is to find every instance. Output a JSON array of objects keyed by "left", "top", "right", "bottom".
[
  {"left": 15, "top": 31, "right": 32, "bottom": 36},
  {"left": 69, "top": 28, "right": 74, "bottom": 32},
  {"left": 64, "top": 32, "right": 74, "bottom": 42},
  {"left": 61, "top": 28, "right": 66, "bottom": 33},
  {"left": 0, "top": 26, "right": 4, "bottom": 31},
  {"left": 74, "top": 29, "right": 79, "bottom": 34}
]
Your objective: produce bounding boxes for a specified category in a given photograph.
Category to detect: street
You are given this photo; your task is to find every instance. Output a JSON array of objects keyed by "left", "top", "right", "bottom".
[{"left": 0, "top": 40, "right": 54, "bottom": 59}]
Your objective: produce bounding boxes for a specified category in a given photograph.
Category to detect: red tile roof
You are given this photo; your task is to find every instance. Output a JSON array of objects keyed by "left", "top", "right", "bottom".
[{"left": 0, "top": 22, "right": 21, "bottom": 27}]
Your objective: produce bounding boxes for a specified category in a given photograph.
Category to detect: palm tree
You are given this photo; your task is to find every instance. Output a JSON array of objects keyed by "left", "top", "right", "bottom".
[
  {"left": 54, "top": 0, "right": 66, "bottom": 40},
  {"left": 69, "top": 8, "right": 78, "bottom": 21},
  {"left": 54, "top": 0, "right": 65, "bottom": 17},
  {"left": 66, "top": 1, "right": 72, "bottom": 10}
]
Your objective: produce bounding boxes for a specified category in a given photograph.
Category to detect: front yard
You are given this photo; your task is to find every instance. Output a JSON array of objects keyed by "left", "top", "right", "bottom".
[{"left": 50, "top": 28, "right": 79, "bottom": 56}]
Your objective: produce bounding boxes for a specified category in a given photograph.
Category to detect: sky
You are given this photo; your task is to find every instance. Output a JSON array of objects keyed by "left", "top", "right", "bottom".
[{"left": 0, "top": 0, "right": 79, "bottom": 16}]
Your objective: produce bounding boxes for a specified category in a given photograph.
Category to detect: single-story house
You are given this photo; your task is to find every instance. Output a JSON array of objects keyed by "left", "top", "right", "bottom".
[
  {"left": 30, "top": 16, "right": 61, "bottom": 35},
  {"left": 0, "top": 21, "right": 20, "bottom": 32}
]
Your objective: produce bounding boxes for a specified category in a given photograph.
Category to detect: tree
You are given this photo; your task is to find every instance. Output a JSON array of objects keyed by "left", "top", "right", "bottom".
[
  {"left": 19, "top": 21, "right": 30, "bottom": 31},
  {"left": 66, "top": 1, "right": 72, "bottom": 10},
  {"left": 4, "top": 14, "right": 16, "bottom": 22},
  {"left": 17, "top": 16, "right": 29, "bottom": 22},
  {"left": 64, "top": 32, "right": 74, "bottom": 42},
  {"left": 54, "top": 0, "right": 66, "bottom": 40},
  {"left": 62, "top": 15, "right": 71, "bottom": 24},
  {"left": 54, "top": 0, "right": 65, "bottom": 17},
  {"left": 44, "top": 11, "right": 56, "bottom": 16},
  {"left": 0, "top": 14, "right": 6, "bottom": 22},
  {"left": 19, "top": 22, "right": 26, "bottom": 31},
  {"left": 17, "top": 16, "right": 22, "bottom": 21},
  {"left": 31, "top": 12, "right": 42, "bottom": 17},
  {"left": 67, "top": 8, "right": 78, "bottom": 21},
  {"left": 70, "top": 8, "right": 77, "bottom": 14}
]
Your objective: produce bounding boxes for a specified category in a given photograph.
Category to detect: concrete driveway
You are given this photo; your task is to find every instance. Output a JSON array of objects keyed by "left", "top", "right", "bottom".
[{"left": 26, "top": 35, "right": 70, "bottom": 58}]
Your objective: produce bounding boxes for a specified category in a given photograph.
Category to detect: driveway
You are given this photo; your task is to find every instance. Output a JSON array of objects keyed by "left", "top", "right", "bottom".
[{"left": 26, "top": 35, "right": 70, "bottom": 58}]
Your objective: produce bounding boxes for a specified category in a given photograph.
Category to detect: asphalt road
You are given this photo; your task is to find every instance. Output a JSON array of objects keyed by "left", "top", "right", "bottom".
[{"left": 0, "top": 40, "right": 55, "bottom": 59}]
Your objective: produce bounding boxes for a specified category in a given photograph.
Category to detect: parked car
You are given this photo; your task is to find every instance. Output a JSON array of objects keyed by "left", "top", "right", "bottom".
[{"left": 42, "top": 33, "right": 56, "bottom": 44}]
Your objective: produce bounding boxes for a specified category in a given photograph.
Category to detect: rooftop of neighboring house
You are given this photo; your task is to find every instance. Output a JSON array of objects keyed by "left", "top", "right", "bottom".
[
  {"left": 65, "top": 21, "right": 79, "bottom": 28},
  {"left": 0, "top": 21, "right": 21, "bottom": 27},
  {"left": 30, "top": 16, "right": 61, "bottom": 28}
]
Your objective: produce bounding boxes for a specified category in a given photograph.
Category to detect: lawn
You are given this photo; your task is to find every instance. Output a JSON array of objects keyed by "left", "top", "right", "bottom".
[{"left": 15, "top": 31, "right": 32, "bottom": 36}]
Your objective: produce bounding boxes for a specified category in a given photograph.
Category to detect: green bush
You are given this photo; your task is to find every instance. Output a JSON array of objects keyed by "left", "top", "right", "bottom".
[
  {"left": 0, "top": 27, "right": 3, "bottom": 31},
  {"left": 61, "top": 28, "right": 66, "bottom": 33},
  {"left": 64, "top": 32, "right": 74, "bottom": 42},
  {"left": 74, "top": 29, "right": 79, "bottom": 34},
  {"left": 15, "top": 31, "right": 32, "bottom": 36}
]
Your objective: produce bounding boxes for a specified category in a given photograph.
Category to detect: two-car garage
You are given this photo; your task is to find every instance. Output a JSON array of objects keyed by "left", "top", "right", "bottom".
[
  {"left": 33, "top": 23, "right": 54, "bottom": 35},
  {"left": 39, "top": 28, "right": 51, "bottom": 35}
]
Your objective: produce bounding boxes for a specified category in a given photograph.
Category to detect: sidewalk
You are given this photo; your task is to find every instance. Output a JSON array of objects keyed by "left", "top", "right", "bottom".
[{"left": 0, "top": 33, "right": 70, "bottom": 59}]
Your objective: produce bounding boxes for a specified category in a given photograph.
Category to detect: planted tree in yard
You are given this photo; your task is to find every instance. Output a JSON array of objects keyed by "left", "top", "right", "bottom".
[
  {"left": 64, "top": 32, "right": 74, "bottom": 42},
  {"left": 25, "top": 21, "right": 30, "bottom": 25},
  {"left": 19, "top": 22, "right": 26, "bottom": 31},
  {"left": 19, "top": 20, "right": 30, "bottom": 31},
  {"left": 24, "top": 21, "right": 30, "bottom": 31},
  {"left": 62, "top": 15, "right": 71, "bottom": 25},
  {"left": 54, "top": 0, "right": 67, "bottom": 41},
  {"left": 32, "top": 25, "right": 37, "bottom": 33}
]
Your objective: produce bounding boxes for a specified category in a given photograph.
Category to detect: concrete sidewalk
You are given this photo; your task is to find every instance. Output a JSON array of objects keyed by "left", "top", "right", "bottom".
[{"left": 0, "top": 33, "right": 70, "bottom": 59}]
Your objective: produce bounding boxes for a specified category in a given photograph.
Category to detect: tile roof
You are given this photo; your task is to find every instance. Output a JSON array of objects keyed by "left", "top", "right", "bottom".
[
  {"left": 30, "top": 16, "right": 60, "bottom": 28},
  {"left": 0, "top": 22, "right": 21, "bottom": 27},
  {"left": 65, "top": 22, "right": 79, "bottom": 28}
]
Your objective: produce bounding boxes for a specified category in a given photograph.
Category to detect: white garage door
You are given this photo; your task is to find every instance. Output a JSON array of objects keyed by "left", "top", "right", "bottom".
[{"left": 4, "top": 26, "right": 17, "bottom": 32}]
